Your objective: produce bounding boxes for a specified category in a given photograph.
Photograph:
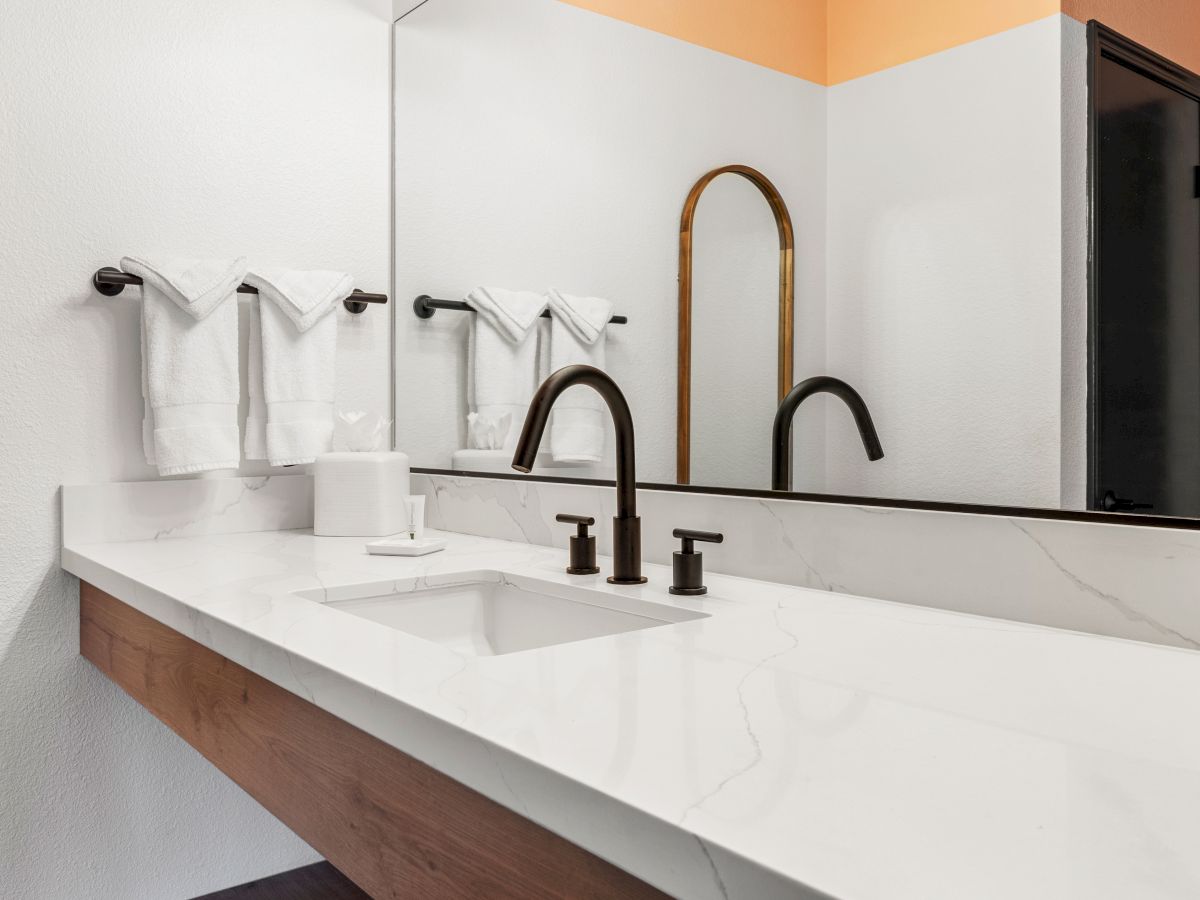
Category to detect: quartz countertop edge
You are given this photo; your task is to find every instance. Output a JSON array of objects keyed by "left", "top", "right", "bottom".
[{"left": 62, "top": 528, "right": 1200, "bottom": 900}]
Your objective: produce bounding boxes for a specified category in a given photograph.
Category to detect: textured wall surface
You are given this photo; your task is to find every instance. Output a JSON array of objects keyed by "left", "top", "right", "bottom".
[
  {"left": 1059, "top": 16, "right": 1090, "bottom": 509},
  {"left": 824, "top": 16, "right": 1069, "bottom": 508},
  {"left": 0, "top": 0, "right": 391, "bottom": 896}
]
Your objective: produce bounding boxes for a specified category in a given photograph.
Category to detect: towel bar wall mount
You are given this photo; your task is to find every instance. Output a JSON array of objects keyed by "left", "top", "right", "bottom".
[
  {"left": 413, "top": 294, "right": 628, "bottom": 325},
  {"left": 92, "top": 267, "right": 389, "bottom": 314}
]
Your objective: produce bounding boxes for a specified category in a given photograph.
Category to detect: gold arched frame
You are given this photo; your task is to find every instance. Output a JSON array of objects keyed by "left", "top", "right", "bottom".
[{"left": 677, "top": 164, "right": 795, "bottom": 484}]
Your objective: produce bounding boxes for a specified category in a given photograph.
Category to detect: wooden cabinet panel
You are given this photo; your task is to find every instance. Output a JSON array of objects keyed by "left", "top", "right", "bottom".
[{"left": 80, "top": 582, "right": 665, "bottom": 900}]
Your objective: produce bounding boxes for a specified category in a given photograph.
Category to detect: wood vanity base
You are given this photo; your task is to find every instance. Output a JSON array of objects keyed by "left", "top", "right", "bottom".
[{"left": 79, "top": 582, "right": 665, "bottom": 900}]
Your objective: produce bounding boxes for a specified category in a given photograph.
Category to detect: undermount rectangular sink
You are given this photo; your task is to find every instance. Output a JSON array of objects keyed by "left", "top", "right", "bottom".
[{"left": 305, "top": 575, "right": 707, "bottom": 657}]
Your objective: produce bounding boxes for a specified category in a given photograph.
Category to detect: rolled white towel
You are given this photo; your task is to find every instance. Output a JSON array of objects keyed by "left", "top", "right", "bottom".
[
  {"left": 121, "top": 255, "right": 246, "bottom": 476},
  {"left": 545, "top": 288, "right": 613, "bottom": 463}
]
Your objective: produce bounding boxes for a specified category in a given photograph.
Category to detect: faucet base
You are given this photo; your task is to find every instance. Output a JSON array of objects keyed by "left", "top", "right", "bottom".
[{"left": 607, "top": 515, "right": 645, "bottom": 584}]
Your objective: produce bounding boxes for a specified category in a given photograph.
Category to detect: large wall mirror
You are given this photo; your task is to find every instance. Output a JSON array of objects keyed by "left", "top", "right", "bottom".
[{"left": 394, "top": 0, "right": 1200, "bottom": 522}]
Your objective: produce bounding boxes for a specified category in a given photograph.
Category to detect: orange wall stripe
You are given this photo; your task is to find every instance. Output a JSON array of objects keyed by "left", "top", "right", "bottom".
[
  {"left": 557, "top": 0, "right": 827, "bottom": 85},
  {"left": 1063, "top": 0, "right": 1200, "bottom": 74},
  {"left": 827, "top": 0, "right": 1060, "bottom": 84},
  {"left": 562, "top": 1, "right": 1200, "bottom": 86}
]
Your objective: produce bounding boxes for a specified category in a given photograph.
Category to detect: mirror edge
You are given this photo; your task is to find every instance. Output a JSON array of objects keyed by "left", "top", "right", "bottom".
[{"left": 411, "top": 467, "right": 1200, "bottom": 531}]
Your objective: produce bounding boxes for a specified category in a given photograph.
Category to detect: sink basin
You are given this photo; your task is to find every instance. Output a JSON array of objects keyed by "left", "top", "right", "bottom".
[{"left": 305, "top": 575, "right": 707, "bottom": 657}]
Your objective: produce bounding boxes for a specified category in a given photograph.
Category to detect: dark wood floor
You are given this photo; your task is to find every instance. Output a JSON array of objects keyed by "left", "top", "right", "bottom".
[{"left": 193, "top": 862, "right": 369, "bottom": 900}]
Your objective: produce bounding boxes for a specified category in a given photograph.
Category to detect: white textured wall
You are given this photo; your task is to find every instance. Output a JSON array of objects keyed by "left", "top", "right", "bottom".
[
  {"left": 0, "top": 0, "right": 391, "bottom": 896},
  {"left": 824, "top": 15, "right": 1068, "bottom": 508},
  {"left": 393, "top": 0, "right": 826, "bottom": 485},
  {"left": 1059, "top": 15, "right": 1090, "bottom": 510}
]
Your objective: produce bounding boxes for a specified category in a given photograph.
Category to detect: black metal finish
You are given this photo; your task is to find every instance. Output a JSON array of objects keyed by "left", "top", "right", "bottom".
[
  {"left": 513, "top": 365, "right": 646, "bottom": 584},
  {"left": 771, "top": 376, "right": 884, "bottom": 492},
  {"left": 1100, "top": 491, "right": 1153, "bottom": 513},
  {"left": 669, "top": 528, "right": 723, "bottom": 596},
  {"left": 91, "top": 267, "right": 388, "bottom": 314},
  {"left": 1086, "top": 22, "right": 1200, "bottom": 516},
  {"left": 414, "top": 294, "right": 628, "bottom": 325},
  {"left": 414, "top": 465, "right": 1200, "bottom": 531},
  {"left": 672, "top": 527, "right": 724, "bottom": 553},
  {"left": 92, "top": 267, "right": 126, "bottom": 296},
  {"left": 556, "top": 513, "right": 599, "bottom": 575}
]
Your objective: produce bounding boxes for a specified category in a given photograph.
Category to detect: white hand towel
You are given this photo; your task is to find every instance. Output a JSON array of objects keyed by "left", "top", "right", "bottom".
[
  {"left": 243, "top": 268, "right": 353, "bottom": 466},
  {"left": 545, "top": 288, "right": 613, "bottom": 463},
  {"left": 464, "top": 286, "right": 547, "bottom": 452},
  {"left": 244, "top": 301, "right": 269, "bottom": 462},
  {"left": 121, "top": 256, "right": 246, "bottom": 476}
]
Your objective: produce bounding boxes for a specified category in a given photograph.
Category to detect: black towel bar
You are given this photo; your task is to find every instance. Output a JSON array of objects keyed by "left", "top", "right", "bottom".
[
  {"left": 413, "top": 294, "right": 627, "bottom": 325},
  {"left": 91, "top": 267, "right": 388, "bottom": 314}
]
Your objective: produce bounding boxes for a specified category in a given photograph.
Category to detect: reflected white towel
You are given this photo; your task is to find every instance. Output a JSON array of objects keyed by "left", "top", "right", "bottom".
[
  {"left": 121, "top": 255, "right": 246, "bottom": 476},
  {"left": 464, "top": 286, "right": 546, "bottom": 452},
  {"left": 546, "top": 288, "right": 613, "bottom": 463},
  {"left": 244, "top": 268, "right": 353, "bottom": 466}
]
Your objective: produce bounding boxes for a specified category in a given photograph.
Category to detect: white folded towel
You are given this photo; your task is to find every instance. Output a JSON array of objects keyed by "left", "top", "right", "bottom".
[
  {"left": 545, "top": 288, "right": 613, "bottom": 463},
  {"left": 464, "top": 286, "right": 547, "bottom": 452},
  {"left": 121, "top": 256, "right": 246, "bottom": 476},
  {"left": 243, "top": 268, "right": 353, "bottom": 466}
]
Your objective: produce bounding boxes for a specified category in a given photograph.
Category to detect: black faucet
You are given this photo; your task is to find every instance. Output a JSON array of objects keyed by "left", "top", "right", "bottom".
[
  {"left": 771, "top": 376, "right": 884, "bottom": 491},
  {"left": 512, "top": 365, "right": 647, "bottom": 584}
]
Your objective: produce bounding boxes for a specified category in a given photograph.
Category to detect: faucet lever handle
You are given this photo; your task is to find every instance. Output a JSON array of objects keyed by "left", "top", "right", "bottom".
[
  {"left": 669, "top": 528, "right": 723, "bottom": 596},
  {"left": 671, "top": 528, "right": 723, "bottom": 554},
  {"left": 556, "top": 513, "right": 595, "bottom": 528},
  {"left": 556, "top": 514, "right": 599, "bottom": 575}
]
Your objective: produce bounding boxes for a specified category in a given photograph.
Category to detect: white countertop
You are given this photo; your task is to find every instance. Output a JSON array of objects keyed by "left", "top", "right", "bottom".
[{"left": 63, "top": 528, "right": 1200, "bottom": 899}]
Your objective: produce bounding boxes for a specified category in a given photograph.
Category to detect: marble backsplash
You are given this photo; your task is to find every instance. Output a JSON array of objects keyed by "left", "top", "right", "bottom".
[
  {"left": 414, "top": 473, "right": 1200, "bottom": 651},
  {"left": 61, "top": 472, "right": 1200, "bottom": 651},
  {"left": 62, "top": 474, "right": 314, "bottom": 545}
]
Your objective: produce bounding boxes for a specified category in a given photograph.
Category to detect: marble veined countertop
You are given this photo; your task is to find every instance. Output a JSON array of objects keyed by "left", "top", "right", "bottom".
[{"left": 62, "top": 528, "right": 1200, "bottom": 899}]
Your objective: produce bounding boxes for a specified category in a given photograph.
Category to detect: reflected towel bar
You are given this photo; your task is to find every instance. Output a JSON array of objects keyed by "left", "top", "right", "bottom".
[
  {"left": 413, "top": 294, "right": 627, "bottom": 325},
  {"left": 91, "top": 267, "right": 389, "bottom": 314}
]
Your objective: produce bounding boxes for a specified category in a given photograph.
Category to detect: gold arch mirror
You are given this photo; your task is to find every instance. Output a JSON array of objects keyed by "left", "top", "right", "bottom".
[{"left": 677, "top": 164, "right": 795, "bottom": 484}]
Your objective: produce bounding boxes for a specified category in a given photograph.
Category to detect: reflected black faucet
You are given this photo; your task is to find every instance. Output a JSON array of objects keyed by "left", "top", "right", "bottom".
[
  {"left": 512, "top": 365, "right": 647, "bottom": 584},
  {"left": 772, "top": 376, "right": 884, "bottom": 491}
]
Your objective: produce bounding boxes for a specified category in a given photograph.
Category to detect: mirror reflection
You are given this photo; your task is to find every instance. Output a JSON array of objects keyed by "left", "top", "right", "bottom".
[
  {"left": 685, "top": 167, "right": 792, "bottom": 491},
  {"left": 394, "top": 0, "right": 1200, "bottom": 519}
]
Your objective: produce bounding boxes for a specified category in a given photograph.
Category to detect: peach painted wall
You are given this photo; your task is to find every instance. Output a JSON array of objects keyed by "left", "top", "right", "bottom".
[
  {"left": 557, "top": 0, "right": 827, "bottom": 83},
  {"left": 560, "top": 0, "right": 1064, "bottom": 84},
  {"left": 562, "top": 0, "right": 1199, "bottom": 84},
  {"left": 1064, "top": 0, "right": 1200, "bottom": 73},
  {"left": 827, "top": 0, "right": 1058, "bottom": 83}
]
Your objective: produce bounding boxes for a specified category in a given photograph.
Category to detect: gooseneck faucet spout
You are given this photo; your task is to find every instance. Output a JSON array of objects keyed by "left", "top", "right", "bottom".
[
  {"left": 512, "top": 365, "right": 647, "bottom": 584},
  {"left": 772, "top": 376, "right": 884, "bottom": 492}
]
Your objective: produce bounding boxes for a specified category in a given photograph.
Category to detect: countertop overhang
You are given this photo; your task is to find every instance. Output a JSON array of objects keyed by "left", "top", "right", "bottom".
[{"left": 62, "top": 527, "right": 1200, "bottom": 900}]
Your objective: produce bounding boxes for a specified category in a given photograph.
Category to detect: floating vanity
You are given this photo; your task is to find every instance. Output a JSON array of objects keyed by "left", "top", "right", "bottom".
[{"left": 63, "top": 479, "right": 1200, "bottom": 900}]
